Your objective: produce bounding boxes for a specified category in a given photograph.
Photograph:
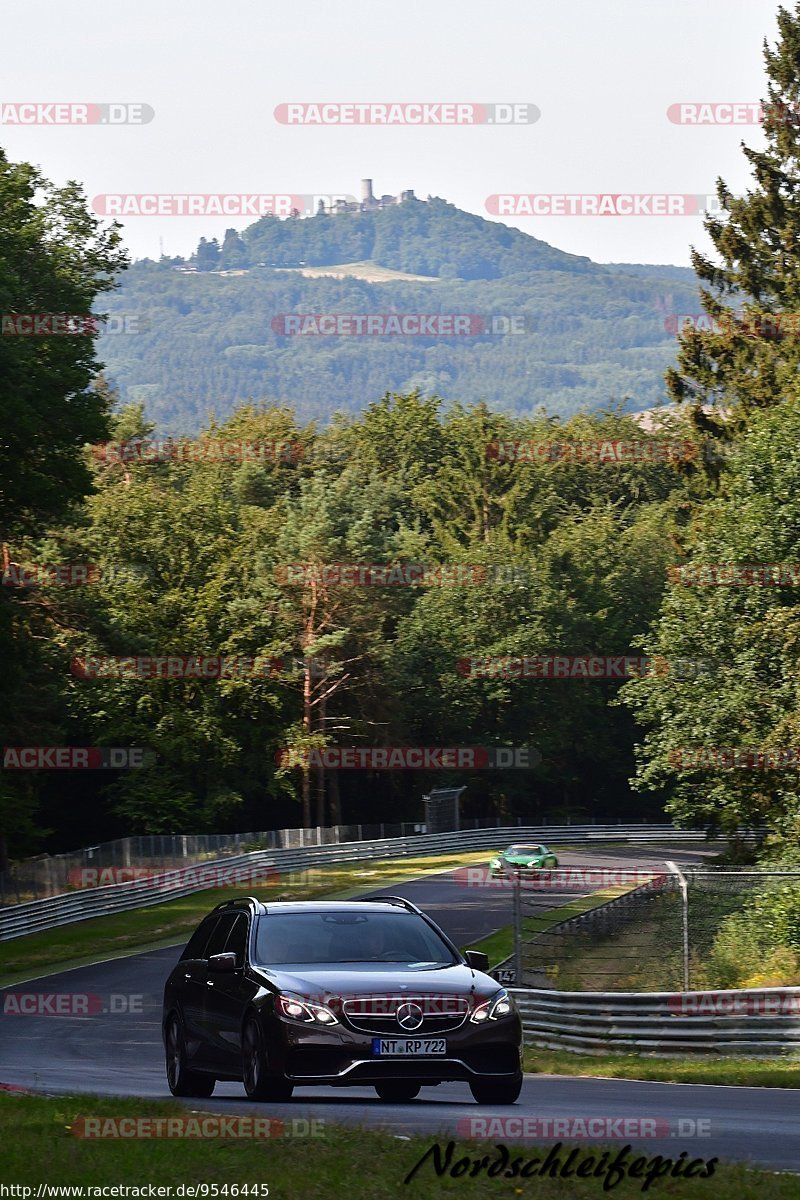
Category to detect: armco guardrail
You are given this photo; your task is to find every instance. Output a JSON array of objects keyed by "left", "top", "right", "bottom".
[
  {"left": 0, "top": 821, "right": 451, "bottom": 904},
  {"left": 0, "top": 824, "right": 725, "bottom": 942},
  {"left": 3, "top": 816, "right": 729, "bottom": 905},
  {"left": 512, "top": 985, "right": 800, "bottom": 1056}
]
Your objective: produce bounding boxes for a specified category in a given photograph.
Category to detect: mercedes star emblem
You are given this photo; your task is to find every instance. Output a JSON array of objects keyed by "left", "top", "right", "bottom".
[{"left": 396, "top": 1002, "right": 424, "bottom": 1030}]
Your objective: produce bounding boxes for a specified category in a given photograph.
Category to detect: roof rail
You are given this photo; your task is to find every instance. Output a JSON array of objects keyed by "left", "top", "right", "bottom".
[
  {"left": 361, "top": 895, "right": 421, "bottom": 914},
  {"left": 212, "top": 896, "right": 261, "bottom": 913}
]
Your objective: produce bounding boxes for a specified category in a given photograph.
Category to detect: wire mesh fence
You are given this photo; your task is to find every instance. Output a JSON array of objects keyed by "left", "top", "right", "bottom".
[{"left": 513, "top": 865, "right": 800, "bottom": 992}]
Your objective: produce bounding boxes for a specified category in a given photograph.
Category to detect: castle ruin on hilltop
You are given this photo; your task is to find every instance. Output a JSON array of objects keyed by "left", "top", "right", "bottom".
[{"left": 316, "top": 179, "right": 418, "bottom": 216}]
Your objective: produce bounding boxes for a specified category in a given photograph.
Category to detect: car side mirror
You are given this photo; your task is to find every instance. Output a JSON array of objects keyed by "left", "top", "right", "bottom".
[
  {"left": 208, "top": 952, "right": 237, "bottom": 972},
  {"left": 464, "top": 950, "right": 489, "bottom": 971}
]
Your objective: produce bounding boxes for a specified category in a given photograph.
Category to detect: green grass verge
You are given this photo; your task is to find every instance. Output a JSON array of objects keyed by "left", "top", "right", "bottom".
[
  {"left": 524, "top": 1047, "right": 800, "bottom": 1087},
  {"left": 0, "top": 851, "right": 491, "bottom": 986},
  {"left": 1, "top": 1093, "right": 791, "bottom": 1197}
]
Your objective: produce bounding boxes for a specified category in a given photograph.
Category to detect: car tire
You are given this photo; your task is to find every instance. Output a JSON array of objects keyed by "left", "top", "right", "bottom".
[
  {"left": 165, "top": 1013, "right": 215, "bottom": 1097},
  {"left": 546, "top": 857, "right": 558, "bottom": 868},
  {"left": 469, "top": 1072, "right": 523, "bottom": 1105},
  {"left": 374, "top": 1082, "right": 421, "bottom": 1102},
  {"left": 241, "top": 1014, "right": 294, "bottom": 1102}
]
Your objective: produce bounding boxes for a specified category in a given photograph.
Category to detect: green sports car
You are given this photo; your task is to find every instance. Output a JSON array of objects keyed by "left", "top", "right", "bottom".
[{"left": 489, "top": 843, "right": 559, "bottom": 877}]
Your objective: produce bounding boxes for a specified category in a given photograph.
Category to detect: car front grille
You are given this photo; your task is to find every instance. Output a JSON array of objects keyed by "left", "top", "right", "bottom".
[{"left": 342, "top": 994, "right": 469, "bottom": 1034}]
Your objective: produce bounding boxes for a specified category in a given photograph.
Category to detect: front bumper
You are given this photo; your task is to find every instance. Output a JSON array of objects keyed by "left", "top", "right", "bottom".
[{"left": 269, "top": 1017, "right": 523, "bottom": 1084}]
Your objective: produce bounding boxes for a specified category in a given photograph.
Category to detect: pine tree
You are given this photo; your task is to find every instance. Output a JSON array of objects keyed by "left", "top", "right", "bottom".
[{"left": 667, "top": 3, "right": 800, "bottom": 447}]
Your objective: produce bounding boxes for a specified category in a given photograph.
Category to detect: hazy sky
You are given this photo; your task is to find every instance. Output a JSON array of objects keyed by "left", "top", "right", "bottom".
[{"left": 0, "top": 0, "right": 782, "bottom": 266}]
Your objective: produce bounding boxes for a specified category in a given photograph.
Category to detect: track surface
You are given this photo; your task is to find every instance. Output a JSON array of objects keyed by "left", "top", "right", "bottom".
[{"left": 3, "top": 846, "right": 797, "bottom": 1172}]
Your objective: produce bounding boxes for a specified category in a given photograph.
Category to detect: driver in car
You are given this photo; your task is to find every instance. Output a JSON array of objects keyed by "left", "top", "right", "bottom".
[{"left": 360, "top": 921, "right": 390, "bottom": 960}]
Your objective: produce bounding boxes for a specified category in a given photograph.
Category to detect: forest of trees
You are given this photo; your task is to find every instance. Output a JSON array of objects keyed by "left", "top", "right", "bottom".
[
  {"left": 2, "top": 390, "right": 699, "bottom": 856},
  {"left": 3, "top": 380, "right": 800, "bottom": 863},
  {"left": 6, "top": 3, "right": 800, "bottom": 881}
]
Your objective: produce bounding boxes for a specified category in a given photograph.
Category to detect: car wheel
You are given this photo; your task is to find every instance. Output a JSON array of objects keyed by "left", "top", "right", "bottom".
[
  {"left": 164, "top": 1013, "right": 215, "bottom": 1097},
  {"left": 374, "top": 1081, "right": 421, "bottom": 1102},
  {"left": 241, "top": 1014, "right": 294, "bottom": 1101},
  {"left": 469, "top": 1072, "right": 523, "bottom": 1105},
  {"left": 546, "top": 857, "right": 558, "bottom": 868}
]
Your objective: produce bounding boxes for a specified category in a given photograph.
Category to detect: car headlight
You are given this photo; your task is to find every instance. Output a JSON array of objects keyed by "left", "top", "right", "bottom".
[
  {"left": 490, "top": 859, "right": 501, "bottom": 868},
  {"left": 277, "top": 993, "right": 339, "bottom": 1025},
  {"left": 470, "top": 989, "right": 514, "bottom": 1023}
]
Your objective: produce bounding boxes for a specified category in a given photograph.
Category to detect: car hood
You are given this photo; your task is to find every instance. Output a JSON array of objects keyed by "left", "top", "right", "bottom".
[
  {"left": 252, "top": 961, "right": 498, "bottom": 999},
  {"left": 505, "top": 854, "right": 542, "bottom": 864}
]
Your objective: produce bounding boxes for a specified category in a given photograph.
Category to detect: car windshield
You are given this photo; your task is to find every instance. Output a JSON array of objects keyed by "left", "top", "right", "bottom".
[
  {"left": 254, "top": 910, "right": 458, "bottom": 966},
  {"left": 507, "top": 845, "right": 542, "bottom": 856}
]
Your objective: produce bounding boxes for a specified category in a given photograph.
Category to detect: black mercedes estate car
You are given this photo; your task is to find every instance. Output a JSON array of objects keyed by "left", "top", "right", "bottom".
[{"left": 162, "top": 895, "right": 523, "bottom": 1104}]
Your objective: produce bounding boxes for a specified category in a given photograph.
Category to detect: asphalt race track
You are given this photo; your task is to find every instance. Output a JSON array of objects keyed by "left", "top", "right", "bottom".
[{"left": 3, "top": 845, "right": 798, "bottom": 1173}]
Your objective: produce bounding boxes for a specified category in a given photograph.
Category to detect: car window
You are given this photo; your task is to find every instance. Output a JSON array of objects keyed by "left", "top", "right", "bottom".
[
  {"left": 224, "top": 913, "right": 249, "bottom": 968},
  {"left": 180, "top": 916, "right": 219, "bottom": 962},
  {"left": 255, "top": 911, "right": 457, "bottom": 966},
  {"left": 205, "top": 912, "right": 237, "bottom": 958}
]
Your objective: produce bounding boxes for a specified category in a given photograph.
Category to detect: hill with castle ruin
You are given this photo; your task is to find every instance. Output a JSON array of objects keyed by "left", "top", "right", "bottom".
[{"left": 96, "top": 189, "right": 700, "bottom": 433}]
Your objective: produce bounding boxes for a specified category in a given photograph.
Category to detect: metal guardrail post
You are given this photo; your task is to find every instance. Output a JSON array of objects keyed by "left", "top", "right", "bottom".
[
  {"left": 667, "top": 859, "right": 690, "bottom": 991},
  {"left": 513, "top": 871, "right": 523, "bottom": 985}
]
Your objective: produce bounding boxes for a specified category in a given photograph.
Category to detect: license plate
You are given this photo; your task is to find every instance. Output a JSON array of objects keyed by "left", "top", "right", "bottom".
[{"left": 372, "top": 1038, "right": 446, "bottom": 1056}]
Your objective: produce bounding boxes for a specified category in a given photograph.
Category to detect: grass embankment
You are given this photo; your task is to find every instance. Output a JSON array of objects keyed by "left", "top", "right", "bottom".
[
  {"left": 1, "top": 1094, "right": 791, "bottom": 1198},
  {"left": 0, "top": 851, "right": 491, "bottom": 986},
  {"left": 524, "top": 1048, "right": 800, "bottom": 1088}
]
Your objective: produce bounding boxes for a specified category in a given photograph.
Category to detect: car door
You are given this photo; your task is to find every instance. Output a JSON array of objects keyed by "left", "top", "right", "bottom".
[
  {"left": 177, "top": 915, "right": 220, "bottom": 1061},
  {"left": 203, "top": 912, "right": 259, "bottom": 1073}
]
